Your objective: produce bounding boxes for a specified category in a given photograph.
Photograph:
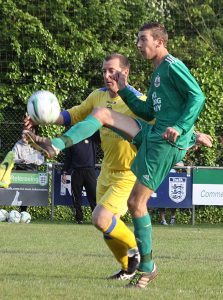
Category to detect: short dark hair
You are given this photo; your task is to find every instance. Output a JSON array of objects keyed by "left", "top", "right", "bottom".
[
  {"left": 104, "top": 53, "right": 130, "bottom": 69},
  {"left": 139, "top": 22, "right": 168, "bottom": 46}
]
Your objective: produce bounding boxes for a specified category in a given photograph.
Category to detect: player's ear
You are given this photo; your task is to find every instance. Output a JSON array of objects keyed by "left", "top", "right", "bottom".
[
  {"left": 156, "top": 38, "right": 164, "bottom": 48},
  {"left": 124, "top": 68, "right": 129, "bottom": 77}
]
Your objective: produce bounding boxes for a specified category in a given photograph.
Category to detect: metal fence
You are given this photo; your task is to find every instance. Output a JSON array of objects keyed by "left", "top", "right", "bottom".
[{"left": 0, "top": 1, "right": 222, "bottom": 165}]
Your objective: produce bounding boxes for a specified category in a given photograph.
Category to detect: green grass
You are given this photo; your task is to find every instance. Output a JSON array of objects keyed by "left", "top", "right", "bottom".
[{"left": 1, "top": 221, "right": 223, "bottom": 300}]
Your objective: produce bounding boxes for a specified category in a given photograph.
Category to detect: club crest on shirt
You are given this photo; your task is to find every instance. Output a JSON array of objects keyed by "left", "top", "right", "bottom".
[
  {"left": 169, "top": 177, "right": 186, "bottom": 203},
  {"left": 154, "top": 74, "right": 160, "bottom": 87}
]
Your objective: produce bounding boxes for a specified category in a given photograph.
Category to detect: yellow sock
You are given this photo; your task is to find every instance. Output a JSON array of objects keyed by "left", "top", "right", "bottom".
[
  {"left": 0, "top": 151, "right": 15, "bottom": 188},
  {"left": 104, "top": 217, "right": 137, "bottom": 250},
  {"left": 104, "top": 236, "right": 128, "bottom": 271}
]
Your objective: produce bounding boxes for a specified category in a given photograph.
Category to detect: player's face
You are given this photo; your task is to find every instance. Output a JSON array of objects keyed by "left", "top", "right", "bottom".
[
  {"left": 21, "top": 135, "right": 28, "bottom": 144},
  {"left": 137, "top": 30, "right": 160, "bottom": 60},
  {"left": 102, "top": 58, "right": 128, "bottom": 89}
]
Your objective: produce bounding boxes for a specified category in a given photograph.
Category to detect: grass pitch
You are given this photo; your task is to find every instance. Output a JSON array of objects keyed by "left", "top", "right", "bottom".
[{"left": 0, "top": 221, "right": 222, "bottom": 300}]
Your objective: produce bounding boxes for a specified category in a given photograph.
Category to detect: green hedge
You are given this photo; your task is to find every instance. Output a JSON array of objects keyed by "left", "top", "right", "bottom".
[
  {"left": 0, "top": 0, "right": 222, "bottom": 164},
  {"left": 2, "top": 205, "right": 222, "bottom": 224},
  {"left": 0, "top": 1, "right": 223, "bottom": 222},
  {"left": 28, "top": 206, "right": 223, "bottom": 225}
]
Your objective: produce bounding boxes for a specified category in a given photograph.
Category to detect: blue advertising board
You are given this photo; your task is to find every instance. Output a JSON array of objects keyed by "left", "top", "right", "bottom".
[
  {"left": 53, "top": 169, "right": 96, "bottom": 206},
  {"left": 53, "top": 169, "right": 192, "bottom": 208},
  {"left": 149, "top": 171, "right": 192, "bottom": 208},
  {"left": 0, "top": 170, "right": 49, "bottom": 206}
]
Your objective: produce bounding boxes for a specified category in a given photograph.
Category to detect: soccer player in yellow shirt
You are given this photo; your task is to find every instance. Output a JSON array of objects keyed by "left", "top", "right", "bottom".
[{"left": 25, "top": 54, "right": 148, "bottom": 280}]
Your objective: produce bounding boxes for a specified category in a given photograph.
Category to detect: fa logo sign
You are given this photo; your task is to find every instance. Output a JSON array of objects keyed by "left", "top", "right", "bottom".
[{"left": 169, "top": 177, "right": 187, "bottom": 203}]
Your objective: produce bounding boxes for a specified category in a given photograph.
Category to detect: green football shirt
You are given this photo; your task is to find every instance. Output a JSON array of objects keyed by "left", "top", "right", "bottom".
[{"left": 118, "top": 54, "right": 205, "bottom": 149}]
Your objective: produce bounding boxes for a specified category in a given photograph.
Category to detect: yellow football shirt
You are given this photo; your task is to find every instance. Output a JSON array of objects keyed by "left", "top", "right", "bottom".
[{"left": 66, "top": 85, "right": 147, "bottom": 172}]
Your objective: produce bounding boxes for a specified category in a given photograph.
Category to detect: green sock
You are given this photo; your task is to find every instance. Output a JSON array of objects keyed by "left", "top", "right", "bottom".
[
  {"left": 133, "top": 214, "right": 154, "bottom": 272},
  {"left": 51, "top": 115, "right": 102, "bottom": 150}
]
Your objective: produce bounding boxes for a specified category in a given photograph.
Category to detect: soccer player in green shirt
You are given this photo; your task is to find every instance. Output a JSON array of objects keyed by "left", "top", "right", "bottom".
[{"left": 24, "top": 22, "right": 212, "bottom": 288}]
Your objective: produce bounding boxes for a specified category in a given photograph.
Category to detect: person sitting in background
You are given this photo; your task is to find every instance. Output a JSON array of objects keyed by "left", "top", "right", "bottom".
[
  {"left": 12, "top": 126, "right": 44, "bottom": 212},
  {"left": 61, "top": 131, "right": 100, "bottom": 224}
]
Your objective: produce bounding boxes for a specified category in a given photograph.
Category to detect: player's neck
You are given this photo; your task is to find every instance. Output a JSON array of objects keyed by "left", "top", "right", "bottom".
[
  {"left": 153, "top": 49, "right": 169, "bottom": 69},
  {"left": 108, "top": 89, "right": 119, "bottom": 98}
]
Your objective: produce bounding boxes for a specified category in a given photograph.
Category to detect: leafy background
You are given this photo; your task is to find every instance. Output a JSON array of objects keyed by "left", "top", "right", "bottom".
[{"left": 0, "top": 0, "right": 222, "bottom": 222}]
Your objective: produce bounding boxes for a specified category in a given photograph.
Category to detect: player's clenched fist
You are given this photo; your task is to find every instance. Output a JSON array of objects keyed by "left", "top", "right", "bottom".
[{"left": 162, "top": 127, "right": 180, "bottom": 143}]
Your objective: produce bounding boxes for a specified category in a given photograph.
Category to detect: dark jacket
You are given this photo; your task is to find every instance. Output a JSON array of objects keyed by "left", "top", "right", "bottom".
[{"left": 62, "top": 131, "right": 100, "bottom": 173}]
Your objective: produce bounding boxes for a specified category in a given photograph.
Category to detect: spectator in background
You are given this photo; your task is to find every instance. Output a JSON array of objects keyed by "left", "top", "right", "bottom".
[
  {"left": 159, "top": 208, "right": 176, "bottom": 226},
  {"left": 61, "top": 131, "right": 100, "bottom": 224},
  {"left": 159, "top": 161, "right": 184, "bottom": 225},
  {"left": 12, "top": 126, "right": 45, "bottom": 212}
]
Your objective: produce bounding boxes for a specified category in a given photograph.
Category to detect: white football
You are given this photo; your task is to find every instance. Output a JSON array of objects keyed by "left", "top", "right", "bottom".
[
  {"left": 27, "top": 90, "right": 60, "bottom": 124},
  {"left": 20, "top": 211, "right": 31, "bottom": 224},
  {"left": 8, "top": 210, "right": 21, "bottom": 223},
  {"left": 0, "top": 209, "right": 9, "bottom": 222}
]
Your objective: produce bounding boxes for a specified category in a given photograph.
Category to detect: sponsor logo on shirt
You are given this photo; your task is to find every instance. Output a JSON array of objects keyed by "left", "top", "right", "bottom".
[
  {"left": 106, "top": 101, "right": 117, "bottom": 109},
  {"left": 152, "top": 92, "right": 162, "bottom": 112}
]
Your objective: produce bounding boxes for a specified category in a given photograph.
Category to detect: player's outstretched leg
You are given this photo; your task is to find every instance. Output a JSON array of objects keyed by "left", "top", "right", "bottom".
[
  {"left": 22, "top": 130, "right": 57, "bottom": 158},
  {"left": 23, "top": 115, "right": 102, "bottom": 158},
  {"left": 0, "top": 151, "right": 15, "bottom": 188}
]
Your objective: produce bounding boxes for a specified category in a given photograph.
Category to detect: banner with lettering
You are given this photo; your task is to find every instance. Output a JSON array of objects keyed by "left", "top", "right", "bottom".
[
  {"left": 0, "top": 171, "right": 49, "bottom": 206},
  {"left": 53, "top": 169, "right": 192, "bottom": 208},
  {"left": 192, "top": 169, "right": 223, "bottom": 205}
]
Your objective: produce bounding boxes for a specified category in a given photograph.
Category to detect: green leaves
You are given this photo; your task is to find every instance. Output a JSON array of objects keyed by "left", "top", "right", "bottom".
[{"left": 0, "top": 0, "right": 222, "bottom": 166}]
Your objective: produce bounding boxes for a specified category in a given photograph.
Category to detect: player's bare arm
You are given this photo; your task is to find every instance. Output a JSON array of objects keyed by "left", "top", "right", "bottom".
[{"left": 24, "top": 113, "right": 65, "bottom": 128}]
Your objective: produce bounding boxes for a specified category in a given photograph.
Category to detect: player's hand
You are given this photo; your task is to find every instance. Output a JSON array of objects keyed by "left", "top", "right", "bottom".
[
  {"left": 162, "top": 127, "right": 180, "bottom": 143},
  {"left": 24, "top": 114, "right": 37, "bottom": 129},
  {"left": 61, "top": 174, "right": 67, "bottom": 184},
  {"left": 194, "top": 132, "right": 213, "bottom": 149},
  {"left": 110, "top": 71, "right": 127, "bottom": 91}
]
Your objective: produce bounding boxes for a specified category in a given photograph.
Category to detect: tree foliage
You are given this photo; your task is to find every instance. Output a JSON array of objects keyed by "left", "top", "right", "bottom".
[{"left": 0, "top": 0, "right": 222, "bottom": 165}]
